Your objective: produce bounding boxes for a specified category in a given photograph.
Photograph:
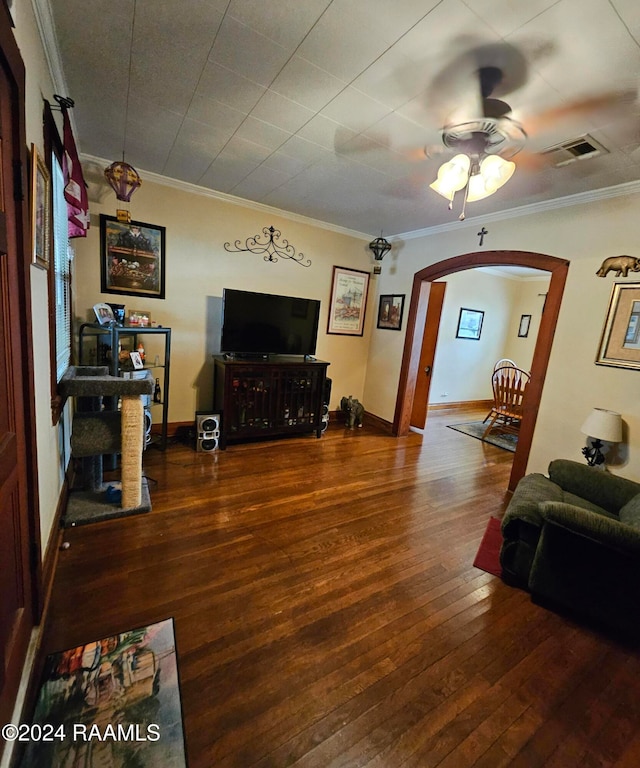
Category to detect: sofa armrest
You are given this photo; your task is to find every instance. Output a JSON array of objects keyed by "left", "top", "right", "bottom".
[
  {"left": 539, "top": 500, "right": 640, "bottom": 555},
  {"left": 547, "top": 460, "right": 640, "bottom": 514}
]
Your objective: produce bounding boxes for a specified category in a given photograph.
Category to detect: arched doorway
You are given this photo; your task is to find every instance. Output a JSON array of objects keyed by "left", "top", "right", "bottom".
[{"left": 392, "top": 250, "right": 569, "bottom": 491}]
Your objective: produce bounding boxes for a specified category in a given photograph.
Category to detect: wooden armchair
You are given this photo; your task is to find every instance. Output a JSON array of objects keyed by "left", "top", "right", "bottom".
[{"left": 483, "top": 366, "right": 530, "bottom": 439}]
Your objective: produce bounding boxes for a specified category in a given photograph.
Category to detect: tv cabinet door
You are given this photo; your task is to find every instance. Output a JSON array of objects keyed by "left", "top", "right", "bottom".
[
  {"left": 229, "top": 369, "right": 274, "bottom": 434},
  {"left": 274, "top": 367, "right": 323, "bottom": 429},
  {"left": 214, "top": 358, "right": 328, "bottom": 446}
]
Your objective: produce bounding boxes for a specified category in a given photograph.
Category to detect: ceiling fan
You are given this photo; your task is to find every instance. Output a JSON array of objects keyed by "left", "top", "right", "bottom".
[{"left": 427, "top": 59, "right": 530, "bottom": 220}]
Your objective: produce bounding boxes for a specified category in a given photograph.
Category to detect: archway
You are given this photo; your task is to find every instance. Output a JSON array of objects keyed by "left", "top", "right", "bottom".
[{"left": 392, "top": 250, "right": 569, "bottom": 491}]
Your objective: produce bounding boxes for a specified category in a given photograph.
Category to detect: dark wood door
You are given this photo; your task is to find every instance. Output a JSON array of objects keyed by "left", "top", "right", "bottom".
[
  {"left": 410, "top": 282, "right": 446, "bottom": 430},
  {"left": 0, "top": 46, "right": 35, "bottom": 728}
]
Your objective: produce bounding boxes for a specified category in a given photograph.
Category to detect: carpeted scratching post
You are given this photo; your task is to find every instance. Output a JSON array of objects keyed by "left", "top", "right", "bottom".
[{"left": 59, "top": 366, "right": 154, "bottom": 526}]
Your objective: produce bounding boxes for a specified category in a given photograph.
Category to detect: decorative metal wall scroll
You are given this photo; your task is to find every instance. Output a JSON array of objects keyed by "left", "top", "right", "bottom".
[{"left": 224, "top": 226, "right": 311, "bottom": 267}]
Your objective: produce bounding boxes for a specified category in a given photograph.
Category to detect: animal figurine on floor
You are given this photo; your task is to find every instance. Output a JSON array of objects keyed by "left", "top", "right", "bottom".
[
  {"left": 340, "top": 395, "right": 364, "bottom": 429},
  {"left": 596, "top": 255, "right": 640, "bottom": 277}
]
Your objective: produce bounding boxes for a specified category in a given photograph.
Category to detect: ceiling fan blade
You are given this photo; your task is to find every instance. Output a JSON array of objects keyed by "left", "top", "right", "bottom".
[
  {"left": 522, "top": 91, "right": 635, "bottom": 135},
  {"left": 477, "top": 64, "right": 513, "bottom": 119}
]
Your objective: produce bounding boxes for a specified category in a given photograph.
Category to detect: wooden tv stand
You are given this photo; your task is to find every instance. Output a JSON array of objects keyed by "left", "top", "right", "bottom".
[{"left": 213, "top": 355, "right": 330, "bottom": 448}]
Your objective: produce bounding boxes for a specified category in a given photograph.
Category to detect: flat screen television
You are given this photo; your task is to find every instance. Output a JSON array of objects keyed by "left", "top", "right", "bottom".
[{"left": 221, "top": 288, "right": 321, "bottom": 357}]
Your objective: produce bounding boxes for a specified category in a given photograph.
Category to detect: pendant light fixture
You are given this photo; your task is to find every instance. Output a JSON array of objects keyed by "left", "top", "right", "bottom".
[
  {"left": 104, "top": 0, "right": 141, "bottom": 224},
  {"left": 368, "top": 233, "right": 392, "bottom": 274}
]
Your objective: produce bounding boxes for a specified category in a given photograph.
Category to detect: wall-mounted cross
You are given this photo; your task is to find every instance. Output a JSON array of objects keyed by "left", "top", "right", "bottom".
[{"left": 477, "top": 227, "right": 488, "bottom": 246}]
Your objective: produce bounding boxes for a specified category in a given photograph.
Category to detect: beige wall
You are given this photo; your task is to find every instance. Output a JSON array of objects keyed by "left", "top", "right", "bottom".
[
  {"left": 14, "top": 0, "right": 67, "bottom": 552},
  {"left": 364, "top": 192, "right": 640, "bottom": 480},
  {"left": 72, "top": 178, "right": 374, "bottom": 422},
  {"left": 427, "top": 269, "right": 518, "bottom": 405},
  {"left": 501, "top": 276, "right": 551, "bottom": 371}
]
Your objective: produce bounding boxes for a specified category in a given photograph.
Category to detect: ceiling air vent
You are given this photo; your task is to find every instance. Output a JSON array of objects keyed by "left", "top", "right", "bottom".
[{"left": 540, "top": 135, "right": 608, "bottom": 167}]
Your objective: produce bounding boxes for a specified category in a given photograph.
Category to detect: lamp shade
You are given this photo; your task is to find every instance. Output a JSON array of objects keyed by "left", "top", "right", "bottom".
[
  {"left": 429, "top": 154, "right": 471, "bottom": 199},
  {"left": 580, "top": 408, "right": 623, "bottom": 443},
  {"left": 466, "top": 155, "right": 515, "bottom": 202}
]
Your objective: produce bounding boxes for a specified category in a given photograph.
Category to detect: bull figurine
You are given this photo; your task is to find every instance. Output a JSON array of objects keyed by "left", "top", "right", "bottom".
[
  {"left": 596, "top": 255, "right": 640, "bottom": 277},
  {"left": 340, "top": 395, "right": 364, "bottom": 429}
]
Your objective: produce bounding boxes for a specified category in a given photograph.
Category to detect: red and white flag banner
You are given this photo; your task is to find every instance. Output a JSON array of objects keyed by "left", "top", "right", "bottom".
[{"left": 62, "top": 107, "right": 89, "bottom": 238}]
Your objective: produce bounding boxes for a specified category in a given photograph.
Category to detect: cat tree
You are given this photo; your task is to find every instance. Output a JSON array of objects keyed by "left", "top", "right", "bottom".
[{"left": 59, "top": 366, "right": 154, "bottom": 525}]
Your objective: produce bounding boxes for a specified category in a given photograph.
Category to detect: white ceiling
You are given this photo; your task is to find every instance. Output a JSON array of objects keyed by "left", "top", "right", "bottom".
[{"left": 47, "top": 0, "right": 640, "bottom": 237}]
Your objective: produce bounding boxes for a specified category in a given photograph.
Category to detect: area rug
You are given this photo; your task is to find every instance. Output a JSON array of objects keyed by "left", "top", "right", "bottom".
[
  {"left": 20, "top": 618, "right": 187, "bottom": 767},
  {"left": 447, "top": 420, "right": 518, "bottom": 452},
  {"left": 473, "top": 517, "right": 503, "bottom": 577}
]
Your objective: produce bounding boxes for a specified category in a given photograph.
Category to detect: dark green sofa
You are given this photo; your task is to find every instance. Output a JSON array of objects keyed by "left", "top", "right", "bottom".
[{"left": 500, "top": 459, "right": 640, "bottom": 637}]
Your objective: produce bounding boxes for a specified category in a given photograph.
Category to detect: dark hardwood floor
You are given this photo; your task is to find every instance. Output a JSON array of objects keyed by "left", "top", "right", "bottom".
[{"left": 41, "top": 405, "right": 640, "bottom": 767}]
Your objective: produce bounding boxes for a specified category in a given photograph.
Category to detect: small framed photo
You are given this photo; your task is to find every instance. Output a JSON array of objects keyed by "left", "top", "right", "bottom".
[
  {"left": 129, "top": 351, "right": 144, "bottom": 370},
  {"left": 377, "top": 294, "right": 405, "bottom": 330},
  {"left": 456, "top": 308, "right": 484, "bottom": 340},
  {"left": 596, "top": 282, "right": 640, "bottom": 369},
  {"left": 93, "top": 302, "right": 115, "bottom": 326},
  {"left": 518, "top": 314, "right": 532, "bottom": 338},
  {"left": 128, "top": 309, "right": 151, "bottom": 327},
  {"left": 327, "top": 265, "right": 370, "bottom": 336},
  {"left": 31, "top": 144, "right": 51, "bottom": 270}
]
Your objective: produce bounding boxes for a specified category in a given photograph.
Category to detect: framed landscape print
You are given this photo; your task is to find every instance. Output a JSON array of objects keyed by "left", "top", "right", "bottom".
[
  {"left": 327, "top": 266, "right": 370, "bottom": 336},
  {"left": 456, "top": 308, "right": 484, "bottom": 340},
  {"left": 377, "top": 294, "right": 405, "bottom": 330},
  {"left": 100, "top": 214, "right": 166, "bottom": 299},
  {"left": 596, "top": 282, "right": 640, "bottom": 369}
]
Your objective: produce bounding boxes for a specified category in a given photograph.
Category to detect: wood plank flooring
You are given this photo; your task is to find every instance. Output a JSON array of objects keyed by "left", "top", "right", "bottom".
[{"left": 40, "top": 405, "right": 640, "bottom": 767}]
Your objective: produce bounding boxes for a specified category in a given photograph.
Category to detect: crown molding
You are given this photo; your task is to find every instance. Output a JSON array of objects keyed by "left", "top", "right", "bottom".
[
  {"left": 81, "top": 154, "right": 371, "bottom": 243},
  {"left": 31, "top": 0, "right": 68, "bottom": 96},
  {"left": 80, "top": 153, "right": 640, "bottom": 246},
  {"left": 398, "top": 179, "right": 640, "bottom": 241}
]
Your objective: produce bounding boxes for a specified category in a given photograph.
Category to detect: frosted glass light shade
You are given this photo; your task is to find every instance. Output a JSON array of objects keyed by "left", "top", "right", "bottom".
[
  {"left": 580, "top": 408, "right": 623, "bottom": 443},
  {"left": 429, "top": 154, "right": 471, "bottom": 198},
  {"left": 466, "top": 155, "right": 515, "bottom": 202}
]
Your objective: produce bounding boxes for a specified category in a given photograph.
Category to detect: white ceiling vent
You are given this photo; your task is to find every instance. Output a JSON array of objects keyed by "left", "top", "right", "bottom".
[{"left": 540, "top": 135, "right": 608, "bottom": 167}]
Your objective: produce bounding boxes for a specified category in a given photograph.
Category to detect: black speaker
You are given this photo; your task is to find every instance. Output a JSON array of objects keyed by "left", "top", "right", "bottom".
[
  {"left": 321, "top": 377, "right": 332, "bottom": 432},
  {"left": 144, "top": 408, "right": 153, "bottom": 446},
  {"left": 196, "top": 411, "right": 221, "bottom": 453}
]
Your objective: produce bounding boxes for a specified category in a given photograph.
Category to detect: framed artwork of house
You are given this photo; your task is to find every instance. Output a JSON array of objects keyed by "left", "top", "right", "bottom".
[
  {"left": 377, "top": 294, "right": 405, "bottom": 330},
  {"left": 327, "top": 266, "right": 370, "bottom": 336}
]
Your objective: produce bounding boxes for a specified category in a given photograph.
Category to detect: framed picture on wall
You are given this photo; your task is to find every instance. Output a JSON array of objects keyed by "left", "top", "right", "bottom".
[
  {"left": 327, "top": 266, "right": 370, "bottom": 336},
  {"left": 100, "top": 214, "right": 166, "bottom": 299},
  {"left": 518, "top": 314, "right": 532, "bottom": 338},
  {"left": 377, "top": 294, "right": 405, "bottom": 330},
  {"left": 31, "top": 144, "right": 51, "bottom": 270},
  {"left": 456, "top": 308, "right": 484, "bottom": 340},
  {"left": 596, "top": 282, "right": 640, "bottom": 369}
]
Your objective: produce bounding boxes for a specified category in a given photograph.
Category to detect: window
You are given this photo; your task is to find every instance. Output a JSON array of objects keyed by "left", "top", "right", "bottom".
[{"left": 51, "top": 152, "right": 72, "bottom": 381}]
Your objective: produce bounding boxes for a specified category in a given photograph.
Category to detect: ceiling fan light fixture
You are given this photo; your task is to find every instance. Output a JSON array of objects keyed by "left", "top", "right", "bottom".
[{"left": 429, "top": 154, "right": 471, "bottom": 199}]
